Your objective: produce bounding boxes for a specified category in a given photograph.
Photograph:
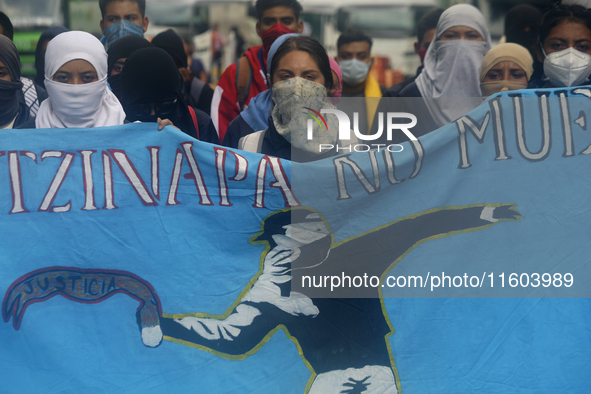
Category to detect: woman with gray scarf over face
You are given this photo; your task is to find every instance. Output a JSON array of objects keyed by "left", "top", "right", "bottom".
[{"left": 379, "top": 4, "right": 492, "bottom": 143}]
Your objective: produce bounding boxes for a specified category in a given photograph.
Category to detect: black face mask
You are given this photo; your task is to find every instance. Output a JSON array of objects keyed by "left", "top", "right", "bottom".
[
  {"left": 125, "top": 98, "right": 180, "bottom": 123},
  {"left": 0, "top": 80, "right": 23, "bottom": 126},
  {"left": 108, "top": 74, "right": 123, "bottom": 101}
]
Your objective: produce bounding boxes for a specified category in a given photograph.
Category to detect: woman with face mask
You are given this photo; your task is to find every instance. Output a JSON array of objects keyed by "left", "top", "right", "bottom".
[
  {"left": 480, "top": 43, "right": 533, "bottom": 98},
  {"left": 236, "top": 35, "right": 355, "bottom": 162},
  {"left": 106, "top": 35, "right": 153, "bottom": 100},
  {"left": 529, "top": 4, "right": 591, "bottom": 88},
  {"left": 222, "top": 33, "right": 343, "bottom": 149},
  {"left": 119, "top": 47, "right": 219, "bottom": 144},
  {"left": 0, "top": 35, "right": 28, "bottom": 129},
  {"left": 377, "top": 4, "right": 492, "bottom": 143},
  {"left": 18, "top": 31, "right": 126, "bottom": 129}
]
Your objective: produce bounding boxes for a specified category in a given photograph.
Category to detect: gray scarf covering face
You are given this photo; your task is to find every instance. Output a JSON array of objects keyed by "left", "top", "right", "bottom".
[{"left": 415, "top": 4, "right": 492, "bottom": 127}]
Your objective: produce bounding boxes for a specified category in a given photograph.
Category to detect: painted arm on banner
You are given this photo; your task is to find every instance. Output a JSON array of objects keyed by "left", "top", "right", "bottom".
[
  {"left": 157, "top": 245, "right": 317, "bottom": 354},
  {"left": 333, "top": 203, "right": 522, "bottom": 277}
]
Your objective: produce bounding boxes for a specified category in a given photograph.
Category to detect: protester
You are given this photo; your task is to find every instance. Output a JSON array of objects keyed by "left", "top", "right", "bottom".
[
  {"left": 107, "top": 35, "right": 152, "bottom": 100},
  {"left": 373, "top": 4, "right": 491, "bottom": 143},
  {"left": 0, "top": 11, "right": 14, "bottom": 41},
  {"left": 0, "top": 35, "right": 28, "bottom": 129},
  {"left": 0, "top": 11, "right": 48, "bottom": 117},
  {"left": 210, "top": 23, "right": 226, "bottom": 81},
  {"left": 530, "top": 3, "right": 591, "bottom": 88},
  {"left": 384, "top": 8, "right": 443, "bottom": 98},
  {"left": 18, "top": 31, "right": 126, "bottom": 129},
  {"left": 119, "top": 47, "right": 219, "bottom": 144},
  {"left": 151, "top": 29, "right": 214, "bottom": 116},
  {"left": 99, "top": 0, "right": 148, "bottom": 50},
  {"left": 223, "top": 33, "right": 344, "bottom": 149},
  {"left": 237, "top": 35, "right": 356, "bottom": 162},
  {"left": 504, "top": 4, "right": 543, "bottom": 80},
  {"left": 223, "top": 33, "right": 299, "bottom": 148},
  {"left": 335, "top": 28, "right": 385, "bottom": 135},
  {"left": 182, "top": 35, "right": 209, "bottom": 84},
  {"left": 480, "top": 43, "right": 533, "bottom": 97},
  {"left": 211, "top": 0, "right": 304, "bottom": 142},
  {"left": 34, "top": 26, "right": 69, "bottom": 90}
]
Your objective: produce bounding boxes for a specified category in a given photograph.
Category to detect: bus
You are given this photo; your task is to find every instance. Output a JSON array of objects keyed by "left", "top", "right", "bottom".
[
  {"left": 298, "top": 0, "right": 439, "bottom": 81},
  {"left": 0, "top": 0, "right": 107, "bottom": 77}
]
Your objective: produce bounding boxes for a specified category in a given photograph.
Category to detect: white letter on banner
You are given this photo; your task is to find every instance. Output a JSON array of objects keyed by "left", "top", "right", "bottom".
[
  {"left": 456, "top": 113, "right": 491, "bottom": 169},
  {"left": 39, "top": 152, "right": 75, "bottom": 212},
  {"left": 489, "top": 98, "right": 511, "bottom": 161},
  {"left": 228, "top": 151, "right": 248, "bottom": 182},
  {"left": 166, "top": 149, "right": 183, "bottom": 206},
  {"left": 214, "top": 147, "right": 231, "bottom": 206},
  {"left": 8, "top": 151, "right": 28, "bottom": 214},
  {"left": 514, "top": 95, "right": 551, "bottom": 161},
  {"left": 558, "top": 93, "right": 574, "bottom": 157},
  {"left": 253, "top": 156, "right": 300, "bottom": 208},
  {"left": 321, "top": 109, "right": 350, "bottom": 140},
  {"left": 333, "top": 155, "right": 378, "bottom": 200},
  {"left": 387, "top": 113, "right": 417, "bottom": 141},
  {"left": 108, "top": 149, "right": 157, "bottom": 206},
  {"left": 382, "top": 149, "right": 404, "bottom": 185},
  {"left": 180, "top": 142, "right": 213, "bottom": 206},
  {"left": 102, "top": 151, "right": 117, "bottom": 210},
  {"left": 148, "top": 147, "right": 160, "bottom": 200},
  {"left": 79, "top": 150, "right": 98, "bottom": 210}
]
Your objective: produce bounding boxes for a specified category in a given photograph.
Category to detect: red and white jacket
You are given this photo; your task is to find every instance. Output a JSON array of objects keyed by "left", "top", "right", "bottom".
[{"left": 211, "top": 45, "right": 269, "bottom": 142}]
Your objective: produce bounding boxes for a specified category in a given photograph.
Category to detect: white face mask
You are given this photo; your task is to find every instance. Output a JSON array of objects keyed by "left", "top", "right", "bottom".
[
  {"left": 44, "top": 77, "right": 108, "bottom": 127},
  {"left": 338, "top": 59, "right": 370, "bottom": 86},
  {"left": 542, "top": 46, "right": 591, "bottom": 87}
]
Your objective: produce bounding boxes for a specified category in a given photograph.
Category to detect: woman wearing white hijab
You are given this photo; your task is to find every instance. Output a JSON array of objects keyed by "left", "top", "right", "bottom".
[
  {"left": 381, "top": 4, "right": 492, "bottom": 142},
  {"left": 19, "top": 31, "right": 126, "bottom": 129}
]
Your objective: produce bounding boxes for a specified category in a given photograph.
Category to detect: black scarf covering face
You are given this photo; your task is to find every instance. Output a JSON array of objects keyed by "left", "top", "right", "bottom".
[
  {"left": 150, "top": 29, "right": 188, "bottom": 69},
  {"left": 119, "top": 47, "right": 198, "bottom": 139},
  {"left": 106, "top": 35, "right": 153, "bottom": 101},
  {"left": 0, "top": 35, "right": 24, "bottom": 126}
]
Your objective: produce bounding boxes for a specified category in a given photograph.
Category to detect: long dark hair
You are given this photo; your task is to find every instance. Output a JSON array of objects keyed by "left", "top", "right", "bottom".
[
  {"left": 539, "top": 4, "right": 591, "bottom": 46},
  {"left": 269, "top": 35, "right": 333, "bottom": 90}
]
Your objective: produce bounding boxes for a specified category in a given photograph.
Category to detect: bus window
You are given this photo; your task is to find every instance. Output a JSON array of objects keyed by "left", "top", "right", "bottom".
[{"left": 337, "top": 5, "right": 433, "bottom": 39}]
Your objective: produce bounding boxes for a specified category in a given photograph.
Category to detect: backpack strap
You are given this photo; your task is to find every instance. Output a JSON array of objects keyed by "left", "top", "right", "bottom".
[
  {"left": 235, "top": 56, "right": 252, "bottom": 111},
  {"left": 188, "top": 106, "right": 199, "bottom": 140}
]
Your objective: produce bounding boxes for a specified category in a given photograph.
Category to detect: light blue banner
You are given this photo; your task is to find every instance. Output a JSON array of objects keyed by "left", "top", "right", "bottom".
[{"left": 1, "top": 86, "right": 591, "bottom": 393}]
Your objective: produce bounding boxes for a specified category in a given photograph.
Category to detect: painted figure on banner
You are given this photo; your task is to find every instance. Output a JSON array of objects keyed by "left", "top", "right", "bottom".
[{"left": 4, "top": 204, "right": 521, "bottom": 393}]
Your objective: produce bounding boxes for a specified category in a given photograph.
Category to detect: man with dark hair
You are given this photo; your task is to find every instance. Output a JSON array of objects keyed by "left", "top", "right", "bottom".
[
  {"left": 335, "top": 28, "right": 384, "bottom": 135},
  {"left": 0, "top": 12, "right": 14, "bottom": 41},
  {"left": 211, "top": 0, "right": 303, "bottom": 142},
  {"left": 98, "top": 0, "right": 149, "bottom": 50},
  {"left": 383, "top": 7, "right": 443, "bottom": 99}
]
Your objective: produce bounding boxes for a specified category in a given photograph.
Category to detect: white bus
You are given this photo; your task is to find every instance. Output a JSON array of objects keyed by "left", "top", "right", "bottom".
[{"left": 299, "top": 0, "right": 439, "bottom": 77}]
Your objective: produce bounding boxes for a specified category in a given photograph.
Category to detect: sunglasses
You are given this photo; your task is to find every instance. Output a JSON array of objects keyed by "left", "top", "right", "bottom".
[{"left": 128, "top": 99, "right": 178, "bottom": 118}]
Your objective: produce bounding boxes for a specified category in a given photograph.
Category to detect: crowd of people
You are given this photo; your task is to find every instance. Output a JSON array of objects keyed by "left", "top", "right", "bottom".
[{"left": 1, "top": 0, "right": 591, "bottom": 161}]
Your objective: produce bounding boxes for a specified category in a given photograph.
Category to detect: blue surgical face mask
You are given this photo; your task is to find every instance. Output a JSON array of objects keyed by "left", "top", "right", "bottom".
[
  {"left": 339, "top": 59, "right": 370, "bottom": 86},
  {"left": 100, "top": 20, "right": 145, "bottom": 51}
]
